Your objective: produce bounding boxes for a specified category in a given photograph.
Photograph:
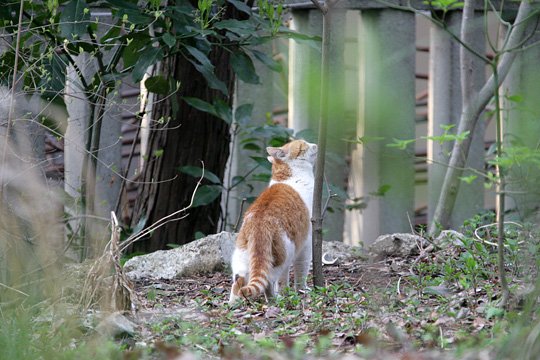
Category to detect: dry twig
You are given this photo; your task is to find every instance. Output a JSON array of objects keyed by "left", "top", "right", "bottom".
[{"left": 79, "top": 164, "right": 206, "bottom": 312}]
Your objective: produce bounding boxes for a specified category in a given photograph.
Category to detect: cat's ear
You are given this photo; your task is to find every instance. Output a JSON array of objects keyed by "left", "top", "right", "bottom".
[{"left": 267, "top": 147, "right": 286, "bottom": 162}]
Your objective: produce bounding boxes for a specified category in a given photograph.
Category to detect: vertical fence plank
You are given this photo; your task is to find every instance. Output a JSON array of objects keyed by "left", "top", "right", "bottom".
[
  {"left": 428, "top": 11, "right": 486, "bottom": 228},
  {"left": 503, "top": 18, "right": 540, "bottom": 224},
  {"left": 289, "top": 8, "right": 351, "bottom": 242},
  {"left": 354, "top": 9, "right": 416, "bottom": 244}
]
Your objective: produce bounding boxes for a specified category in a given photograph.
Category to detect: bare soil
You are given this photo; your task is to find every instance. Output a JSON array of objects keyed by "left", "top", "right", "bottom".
[{"left": 130, "top": 251, "right": 509, "bottom": 359}]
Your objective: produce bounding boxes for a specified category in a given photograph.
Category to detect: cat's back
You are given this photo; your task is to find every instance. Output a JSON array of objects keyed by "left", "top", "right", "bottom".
[
  {"left": 238, "top": 183, "right": 309, "bottom": 248},
  {"left": 247, "top": 183, "right": 308, "bottom": 218}
]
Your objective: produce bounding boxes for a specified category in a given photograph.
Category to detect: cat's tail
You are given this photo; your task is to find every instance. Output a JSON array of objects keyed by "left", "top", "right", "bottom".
[{"left": 239, "top": 228, "right": 277, "bottom": 299}]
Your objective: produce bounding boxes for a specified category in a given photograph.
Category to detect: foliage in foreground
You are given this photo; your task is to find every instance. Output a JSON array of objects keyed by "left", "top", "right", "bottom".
[{"left": 2, "top": 215, "right": 540, "bottom": 359}]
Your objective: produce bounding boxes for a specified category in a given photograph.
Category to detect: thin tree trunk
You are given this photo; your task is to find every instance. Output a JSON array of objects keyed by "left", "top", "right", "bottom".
[
  {"left": 493, "top": 67, "right": 510, "bottom": 306},
  {"left": 459, "top": 0, "right": 475, "bottom": 104},
  {"left": 310, "top": 0, "right": 333, "bottom": 288},
  {"left": 429, "top": 0, "right": 535, "bottom": 234}
]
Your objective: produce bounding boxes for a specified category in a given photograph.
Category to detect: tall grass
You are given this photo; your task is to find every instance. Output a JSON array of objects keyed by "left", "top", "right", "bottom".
[{"left": 0, "top": 127, "right": 121, "bottom": 359}]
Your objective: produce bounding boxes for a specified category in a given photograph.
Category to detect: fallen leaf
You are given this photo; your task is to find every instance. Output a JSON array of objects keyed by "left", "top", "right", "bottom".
[
  {"left": 280, "top": 335, "right": 295, "bottom": 349},
  {"left": 472, "top": 317, "right": 486, "bottom": 331},
  {"left": 254, "top": 331, "right": 266, "bottom": 340},
  {"left": 265, "top": 306, "right": 281, "bottom": 318}
]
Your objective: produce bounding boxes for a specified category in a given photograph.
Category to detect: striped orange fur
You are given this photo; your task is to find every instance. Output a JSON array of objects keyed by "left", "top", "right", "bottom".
[{"left": 229, "top": 140, "right": 317, "bottom": 303}]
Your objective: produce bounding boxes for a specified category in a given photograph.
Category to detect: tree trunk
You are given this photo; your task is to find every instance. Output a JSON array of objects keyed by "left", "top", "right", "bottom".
[
  {"left": 131, "top": 33, "right": 235, "bottom": 253},
  {"left": 311, "top": 1, "right": 332, "bottom": 288}
]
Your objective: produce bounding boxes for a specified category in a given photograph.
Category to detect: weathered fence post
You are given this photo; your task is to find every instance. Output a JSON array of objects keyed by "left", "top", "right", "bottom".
[
  {"left": 353, "top": 9, "right": 416, "bottom": 245},
  {"left": 289, "top": 8, "right": 351, "bottom": 242},
  {"left": 503, "top": 17, "right": 540, "bottom": 224},
  {"left": 289, "top": 9, "right": 322, "bottom": 133},
  {"left": 428, "top": 11, "right": 486, "bottom": 228}
]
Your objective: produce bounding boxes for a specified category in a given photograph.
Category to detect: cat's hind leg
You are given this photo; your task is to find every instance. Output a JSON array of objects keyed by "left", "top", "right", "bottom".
[
  {"left": 293, "top": 237, "right": 312, "bottom": 290},
  {"left": 229, "top": 247, "right": 249, "bottom": 304}
]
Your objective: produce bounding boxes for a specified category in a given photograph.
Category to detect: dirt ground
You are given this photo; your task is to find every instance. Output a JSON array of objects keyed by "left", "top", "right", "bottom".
[
  {"left": 130, "top": 251, "right": 507, "bottom": 359},
  {"left": 134, "top": 259, "right": 378, "bottom": 308}
]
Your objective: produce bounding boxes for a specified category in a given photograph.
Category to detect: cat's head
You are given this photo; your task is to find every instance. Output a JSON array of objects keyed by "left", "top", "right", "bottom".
[{"left": 266, "top": 139, "right": 318, "bottom": 166}]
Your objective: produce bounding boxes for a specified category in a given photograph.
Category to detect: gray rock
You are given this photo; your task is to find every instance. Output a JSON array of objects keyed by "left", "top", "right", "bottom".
[
  {"left": 124, "top": 232, "right": 236, "bottom": 280},
  {"left": 96, "top": 312, "right": 137, "bottom": 337},
  {"left": 369, "top": 233, "right": 425, "bottom": 258},
  {"left": 321, "top": 241, "right": 364, "bottom": 264},
  {"left": 435, "top": 230, "right": 465, "bottom": 246},
  {"left": 137, "top": 306, "right": 209, "bottom": 324},
  {"left": 124, "top": 231, "right": 365, "bottom": 280}
]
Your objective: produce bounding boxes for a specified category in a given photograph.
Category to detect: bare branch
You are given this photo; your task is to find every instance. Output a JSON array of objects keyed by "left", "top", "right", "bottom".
[
  {"left": 309, "top": 0, "right": 327, "bottom": 14},
  {"left": 119, "top": 161, "right": 206, "bottom": 252}
]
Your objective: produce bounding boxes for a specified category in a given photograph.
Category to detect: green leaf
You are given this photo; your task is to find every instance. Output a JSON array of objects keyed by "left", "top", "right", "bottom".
[
  {"left": 60, "top": 0, "right": 90, "bottom": 40},
  {"left": 423, "top": 285, "right": 452, "bottom": 297},
  {"left": 194, "top": 231, "right": 206, "bottom": 240},
  {"left": 162, "top": 32, "right": 177, "bottom": 48},
  {"left": 66, "top": 41, "right": 98, "bottom": 55},
  {"left": 0, "top": 3, "right": 18, "bottom": 22},
  {"left": 459, "top": 175, "right": 478, "bottom": 184},
  {"left": 214, "top": 99, "right": 233, "bottom": 124},
  {"left": 131, "top": 216, "right": 147, "bottom": 235},
  {"left": 183, "top": 97, "right": 217, "bottom": 117},
  {"left": 231, "top": 175, "right": 245, "bottom": 187},
  {"left": 278, "top": 29, "right": 321, "bottom": 48},
  {"left": 183, "top": 97, "right": 231, "bottom": 124},
  {"left": 227, "top": 0, "right": 252, "bottom": 14},
  {"left": 144, "top": 75, "right": 170, "bottom": 95},
  {"left": 349, "top": 136, "right": 385, "bottom": 144},
  {"left": 486, "top": 306, "right": 505, "bottom": 319},
  {"left": 244, "top": 143, "right": 262, "bottom": 151},
  {"left": 189, "top": 60, "right": 228, "bottom": 95},
  {"left": 250, "top": 156, "right": 272, "bottom": 170},
  {"left": 234, "top": 103, "right": 253, "bottom": 124},
  {"left": 185, "top": 45, "right": 222, "bottom": 96},
  {"left": 179, "top": 165, "right": 222, "bottom": 184},
  {"left": 251, "top": 173, "right": 271, "bottom": 182},
  {"left": 251, "top": 49, "right": 282, "bottom": 72},
  {"left": 295, "top": 129, "right": 317, "bottom": 143},
  {"left": 386, "top": 138, "right": 416, "bottom": 150},
  {"left": 123, "top": 33, "right": 151, "bottom": 68},
  {"left": 231, "top": 51, "right": 259, "bottom": 84},
  {"left": 423, "top": 0, "right": 464, "bottom": 11},
  {"left": 185, "top": 46, "right": 212, "bottom": 68},
  {"left": 327, "top": 183, "right": 349, "bottom": 200},
  {"left": 105, "top": 0, "right": 138, "bottom": 9},
  {"left": 100, "top": 21, "right": 122, "bottom": 44},
  {"left": 371, "top": 184, "right": 391, "bottom": 197},
  {"left": 39, "top": 53, "right": 67, "bottom": 100},
  {"left": 132, "top": 47, "right": 164, "bottom": 82},
  {"left": 192, "top": 185, "right": 222, "bottom": 207},
  {"left": 506, "top": 94, "right": 523, "bottom": 103},
  {"left": 214, "top": 19, "right": 256, "bottom": 36},
  {"left": 115, "top": 7, "right": 153, "bottom": 25}
]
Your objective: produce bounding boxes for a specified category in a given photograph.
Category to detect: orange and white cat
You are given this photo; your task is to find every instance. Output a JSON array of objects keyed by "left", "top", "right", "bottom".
[{"left": 229, "top": 139, "right": 318, "bottom": 303}]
